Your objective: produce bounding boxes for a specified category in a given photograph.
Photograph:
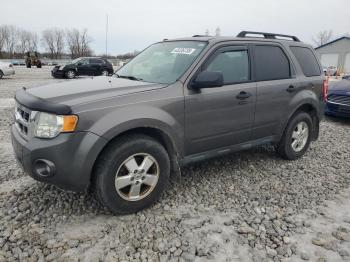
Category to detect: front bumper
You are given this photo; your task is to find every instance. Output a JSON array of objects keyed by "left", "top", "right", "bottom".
[
  {"left": 3, "top": 68, "right": 15, "bottom": 76},
  {"left": 11, "top": 125, "right": 107, "bottom": 192},
  {"left": 51, "top": 68, "right": 65, "bottom": 78},
  {"left": 325, "top": 101, "right": 350, "bottom": 118}
]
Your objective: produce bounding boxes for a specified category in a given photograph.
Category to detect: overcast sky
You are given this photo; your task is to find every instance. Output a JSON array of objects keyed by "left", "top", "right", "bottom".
[{"left": 1, "top": 0, "right": 350, "bottom": 55}]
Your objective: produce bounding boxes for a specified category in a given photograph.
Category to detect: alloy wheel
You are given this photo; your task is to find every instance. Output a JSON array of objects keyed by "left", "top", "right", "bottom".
[
  {"left": 115, "top": 153, "right": 159, "bottom": 201},
  {"left": 291, "top": 121, "right": 309, "bottom": 152}
]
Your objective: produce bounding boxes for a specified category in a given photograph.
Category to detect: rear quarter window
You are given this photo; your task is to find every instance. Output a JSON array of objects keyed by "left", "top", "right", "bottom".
[{"left": 290, "top": 46, "right": 321, "bottom": 77}]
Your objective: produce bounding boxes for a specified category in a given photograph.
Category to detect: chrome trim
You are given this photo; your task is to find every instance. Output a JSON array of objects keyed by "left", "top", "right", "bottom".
[{"left": 327, "top": 100, "right": 350, "bottom": 107}]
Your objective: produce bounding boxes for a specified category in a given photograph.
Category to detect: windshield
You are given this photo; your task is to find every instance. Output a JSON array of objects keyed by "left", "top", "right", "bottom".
[
  {"left": 71, "top": 58, "right": 82, "bottom": 64},
  {"left": 116, "top": 41, "right": 207, "bottom": 84}
]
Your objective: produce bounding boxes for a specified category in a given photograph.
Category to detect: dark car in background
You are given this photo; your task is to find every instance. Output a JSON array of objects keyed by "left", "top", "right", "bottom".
[
  {"left": 325, "top": 76, "right": 350, "bottom": 117},
  {"left": 52, "top": 57, "right": 114, "bottom": 79}
]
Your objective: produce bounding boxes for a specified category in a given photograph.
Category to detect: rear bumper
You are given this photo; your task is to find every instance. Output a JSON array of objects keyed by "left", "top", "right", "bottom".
[
  {"left": 11, "top": 125, "right": 107, "bottom": 192},
  {"left": 325, "top": 101, "right": 350, "bottom": 118}
]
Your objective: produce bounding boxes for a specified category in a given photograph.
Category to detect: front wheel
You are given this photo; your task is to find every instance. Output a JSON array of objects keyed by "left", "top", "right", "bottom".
[
  {"left": 277, "top": 112, "right": 313, "bottom": 160},
  {"left": 93, "top": 134, "right": 170, "bottom": 214},
  {"left": 65, "top": 70, "right": 76, "bottom": 79},
  {"left": 0, "top": 71, "right": 3, "bottom": 79}
]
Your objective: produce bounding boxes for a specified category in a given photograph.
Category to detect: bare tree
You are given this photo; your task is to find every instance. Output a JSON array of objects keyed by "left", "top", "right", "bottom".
[
  {"left": 0, "top": 25, "right": 6, "bottom": 57},
  {"left": 312, "top": 30, "right": 334, "bottom": 47},
  {"left": 41, "top": 28, "right": 65, "bottom": 59},
  {"left": 66, "top": 28, "right": 92, "bottom": 58},
  {"left": 1, "top": 25, "right": 18, "bottom": 58}
]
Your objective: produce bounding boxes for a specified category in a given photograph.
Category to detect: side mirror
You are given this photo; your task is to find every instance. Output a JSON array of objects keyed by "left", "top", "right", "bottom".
[{"left": 191, "top": 71, "right": 224, "bottom": 89}]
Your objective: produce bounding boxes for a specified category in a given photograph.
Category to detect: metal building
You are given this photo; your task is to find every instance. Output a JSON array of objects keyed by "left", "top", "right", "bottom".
[{"left": 315, "top": 36, "right": 350, "bottom": 74}]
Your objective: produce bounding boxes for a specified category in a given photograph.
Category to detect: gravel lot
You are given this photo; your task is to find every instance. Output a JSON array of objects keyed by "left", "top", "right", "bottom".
[{"left": 0, "top": 67, "right": 349, "bottom": 262}]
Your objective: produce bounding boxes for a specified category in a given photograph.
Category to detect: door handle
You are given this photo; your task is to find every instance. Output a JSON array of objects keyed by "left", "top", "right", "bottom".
[
  {"left": 286, "top": 85, "right": 296, "bottom": 93},
  {"left": 236, "top": 91, "right": 251, "bottom": 100}
]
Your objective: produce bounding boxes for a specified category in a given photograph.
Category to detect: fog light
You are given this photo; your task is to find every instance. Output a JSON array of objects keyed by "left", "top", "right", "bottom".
[{"left": 33, "top": 159, "right": 56, "bottom": 177}]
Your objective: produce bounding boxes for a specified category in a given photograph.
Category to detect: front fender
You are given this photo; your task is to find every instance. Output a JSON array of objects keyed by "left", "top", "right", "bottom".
[{"left": 81, "top": 105, "right": 184, "bottom": 156}]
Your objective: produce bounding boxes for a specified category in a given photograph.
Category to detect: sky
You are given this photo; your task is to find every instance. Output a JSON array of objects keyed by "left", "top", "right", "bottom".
[{"left": 1, "top": 0, "right": 350, "bottom": 55}]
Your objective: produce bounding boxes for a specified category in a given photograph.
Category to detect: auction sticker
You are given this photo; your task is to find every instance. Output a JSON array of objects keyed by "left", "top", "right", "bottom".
[{"left": 171, "top": 48, "right": 196, "bottom": 55}]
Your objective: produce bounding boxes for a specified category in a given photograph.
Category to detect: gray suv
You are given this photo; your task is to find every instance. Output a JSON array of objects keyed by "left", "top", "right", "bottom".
[{"left": 11, "top": 31, "right": 326, "bottom": 214}]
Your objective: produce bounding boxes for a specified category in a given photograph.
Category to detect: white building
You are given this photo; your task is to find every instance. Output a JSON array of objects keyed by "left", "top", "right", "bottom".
[{"left": 315, "top": 37, "right": 350, "bottom": 73}]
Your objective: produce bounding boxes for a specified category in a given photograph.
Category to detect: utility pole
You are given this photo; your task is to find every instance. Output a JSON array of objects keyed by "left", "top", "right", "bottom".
[{"left": 105, "top": 14, "right": 108, "bottom": 58}]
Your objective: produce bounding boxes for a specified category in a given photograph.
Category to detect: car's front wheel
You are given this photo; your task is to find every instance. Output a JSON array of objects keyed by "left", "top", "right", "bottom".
[
  {"left": 65, "top": 70, "right": 76, "bottom": 79},
  {"left": 0, "top": 71, "right": 3, "bottom": 79},
  {"left": 93, "top": 134, "right": 170, "bottom": 214},
  {"left": 277, "top": 112, "right": 313, "bottom": 160}
]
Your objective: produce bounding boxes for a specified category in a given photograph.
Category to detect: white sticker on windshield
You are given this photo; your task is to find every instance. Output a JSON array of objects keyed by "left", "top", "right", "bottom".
[{"left": 171, "top": 48, "right": 196, "bottom": 55}]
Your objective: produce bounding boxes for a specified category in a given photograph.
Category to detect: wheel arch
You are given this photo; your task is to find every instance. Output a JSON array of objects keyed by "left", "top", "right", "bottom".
[
  {"left": 282, "top": 102, "right": 320, "bottom": 141},
  {"left": 90, "top": 126, "right": 182, "bottom": 187}
]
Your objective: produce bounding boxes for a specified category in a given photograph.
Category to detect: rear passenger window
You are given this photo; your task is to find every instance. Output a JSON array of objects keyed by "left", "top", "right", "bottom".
[
  {"left": 205, "top": 50, "right": 249, "bottom": 84},
  {"left": 90, "top": 59, "right": 104, "bottom": 64},
  {"left": 290, "top": 46, "right": 321, "bottom": 77},
  {"left": 254, "top": 45, "right": 291, "bottom": 81}
]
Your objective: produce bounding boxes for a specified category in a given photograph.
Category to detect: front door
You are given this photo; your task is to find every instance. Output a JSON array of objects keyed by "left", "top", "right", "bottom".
[
  {"left": 77, "top": 58, "right": 91, "bottom": 76},
  {"left": 184, "top": 45, "right": 257, "bottom": 155}
]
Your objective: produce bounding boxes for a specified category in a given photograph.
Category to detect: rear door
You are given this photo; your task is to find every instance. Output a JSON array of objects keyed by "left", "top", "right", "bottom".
[
  {"left": 250, "top": 44, "right": 297, "bottom": 140},
  {"left": 184, "top": 45, "right": 257, "bottom": 155},
  {"left": 89, "top": 58, "right": 104, "bottom": 75}
]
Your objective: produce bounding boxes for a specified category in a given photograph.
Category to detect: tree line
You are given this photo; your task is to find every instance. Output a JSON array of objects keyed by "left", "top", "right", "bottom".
[{"left": 0, "top": 25, "right": 93, "bottom": 59}]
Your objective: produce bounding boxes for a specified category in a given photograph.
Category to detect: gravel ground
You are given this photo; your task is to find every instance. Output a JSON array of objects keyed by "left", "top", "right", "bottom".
[{"left": 0, "top": 67, "right": 349, "bottom": 262}]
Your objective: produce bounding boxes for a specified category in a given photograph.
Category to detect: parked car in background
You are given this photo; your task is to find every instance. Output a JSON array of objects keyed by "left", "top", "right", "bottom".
[
  {"left": 325, "top": 76, "right": 350, "bottom": 117},
  {"left": 10, "top": 60, "right": 20, "bottom": 66},
  {"left": 12, "top": 31, "right": 325, "bottom": 214},
  {"left": 0, "top": 61, "right": 15, "bottom": 78},
  {"left": 51, "top": 57, "right": 114, "bottom": 79}
]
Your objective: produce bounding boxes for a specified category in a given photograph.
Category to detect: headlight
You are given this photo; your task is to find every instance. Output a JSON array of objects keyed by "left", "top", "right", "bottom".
[{"left": 34, "top": 112, "right": 78, "bottom": 138}]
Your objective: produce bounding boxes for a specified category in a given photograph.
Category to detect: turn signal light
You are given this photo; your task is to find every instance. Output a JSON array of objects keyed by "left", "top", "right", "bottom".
[{"left": 62, "top": 115, "right": 78, "bottom": 132}]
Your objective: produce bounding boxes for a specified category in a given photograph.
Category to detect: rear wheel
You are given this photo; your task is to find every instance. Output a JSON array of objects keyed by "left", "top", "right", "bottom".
[
  {"left": 65, "top": 70, "right": 76, "bottom": 79},
  {"left": 26, "top": 63, "right": 31, "bottom": 68},
  {"left": 93, "top": 134, "right": 170, "bottom": 214},
  {"left": 101, "top": 69, "right": 109, "bottom": 76},
  {"left": 277, "top": 112, "right": 313, "bottom": 160},
  {"left": 0, "top": 71, "right": 3, "bottom": 79}
]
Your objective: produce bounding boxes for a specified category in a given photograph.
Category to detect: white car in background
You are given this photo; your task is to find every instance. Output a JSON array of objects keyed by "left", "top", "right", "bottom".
[{"left": 0, "top": 61, "right": 15, "bottom": 78}]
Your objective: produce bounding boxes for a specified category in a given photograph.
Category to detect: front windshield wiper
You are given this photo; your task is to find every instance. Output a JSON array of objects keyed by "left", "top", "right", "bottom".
[{"left": 115, "top": 74, "right": 143, "bottom": 81}]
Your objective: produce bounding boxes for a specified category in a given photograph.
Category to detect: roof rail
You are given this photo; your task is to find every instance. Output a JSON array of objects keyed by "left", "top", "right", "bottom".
[
  {"left": 237, "top": 31, "right": 300, "bottom": 42},
  {"left": 192, "top": 35, "right": 209, "bottom": 37}
]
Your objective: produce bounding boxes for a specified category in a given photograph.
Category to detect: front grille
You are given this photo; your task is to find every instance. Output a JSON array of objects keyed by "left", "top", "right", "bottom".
[
  {"left": 15, "top": 104, "right": 32, "bottom": 139},
  {"left": 327, "top": 94, "right": 350, "bottom": 106}
]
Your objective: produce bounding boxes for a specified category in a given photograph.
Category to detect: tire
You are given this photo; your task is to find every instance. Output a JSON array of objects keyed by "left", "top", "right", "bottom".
[
  {"left": 65, "top": 70, "right": 76, "bottom": 79},
  {"left": 37, "top": 63, "right": 42, "bottom": 68},
  {"left": 0, "top": 71, "right": 3, "bottom": 79},
  {"left": 93, "top": 134, "right": 170, "bottom": 214},
  {"left": 26, "top": 64, "right": 31, "bottom": 68},
  {"left": 277, "top": 112, "right": 313, "bottom": 160}
]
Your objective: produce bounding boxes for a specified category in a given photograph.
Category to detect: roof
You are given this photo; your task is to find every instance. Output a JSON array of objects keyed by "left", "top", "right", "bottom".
[{"left": 315, "top": 36, "right": 350, "bottom": 50}]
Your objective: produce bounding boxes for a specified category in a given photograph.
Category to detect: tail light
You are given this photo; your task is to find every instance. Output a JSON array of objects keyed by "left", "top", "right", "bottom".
[{"left": 323, "top": 78, "right": 329, "bottom": 102}]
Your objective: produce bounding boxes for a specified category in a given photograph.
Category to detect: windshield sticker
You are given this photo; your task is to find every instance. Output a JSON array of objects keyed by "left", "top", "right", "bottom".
[{"left": 171, "top": 48, "right": 196, "bottom": 55}]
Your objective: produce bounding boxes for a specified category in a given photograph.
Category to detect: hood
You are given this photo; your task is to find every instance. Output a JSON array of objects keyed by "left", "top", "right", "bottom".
[
  {"left": 27, "top": 76, "right": 166, "bottom": 106},
  {"left": 329, "top": 79, "right": 350, "bottom": 93}
]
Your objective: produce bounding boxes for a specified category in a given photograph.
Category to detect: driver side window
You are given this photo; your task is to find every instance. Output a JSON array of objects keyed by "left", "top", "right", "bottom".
[{"left": 205, "top": 50, "right": 249, "bottom": 84}]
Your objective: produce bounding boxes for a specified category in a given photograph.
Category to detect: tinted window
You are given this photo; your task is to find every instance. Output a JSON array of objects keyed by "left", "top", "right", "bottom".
[
  {"left": 90, "top": 59, "right": 104, "bottom": 64},
  {"left": 290, "top": 46, "right": 321, "bottom": 77},
  {"left": 205, "top": 50, "right": 249, "bottom": 84},
  {"left": 254, "top": 45, "right": 290, "bottom": 81}
]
